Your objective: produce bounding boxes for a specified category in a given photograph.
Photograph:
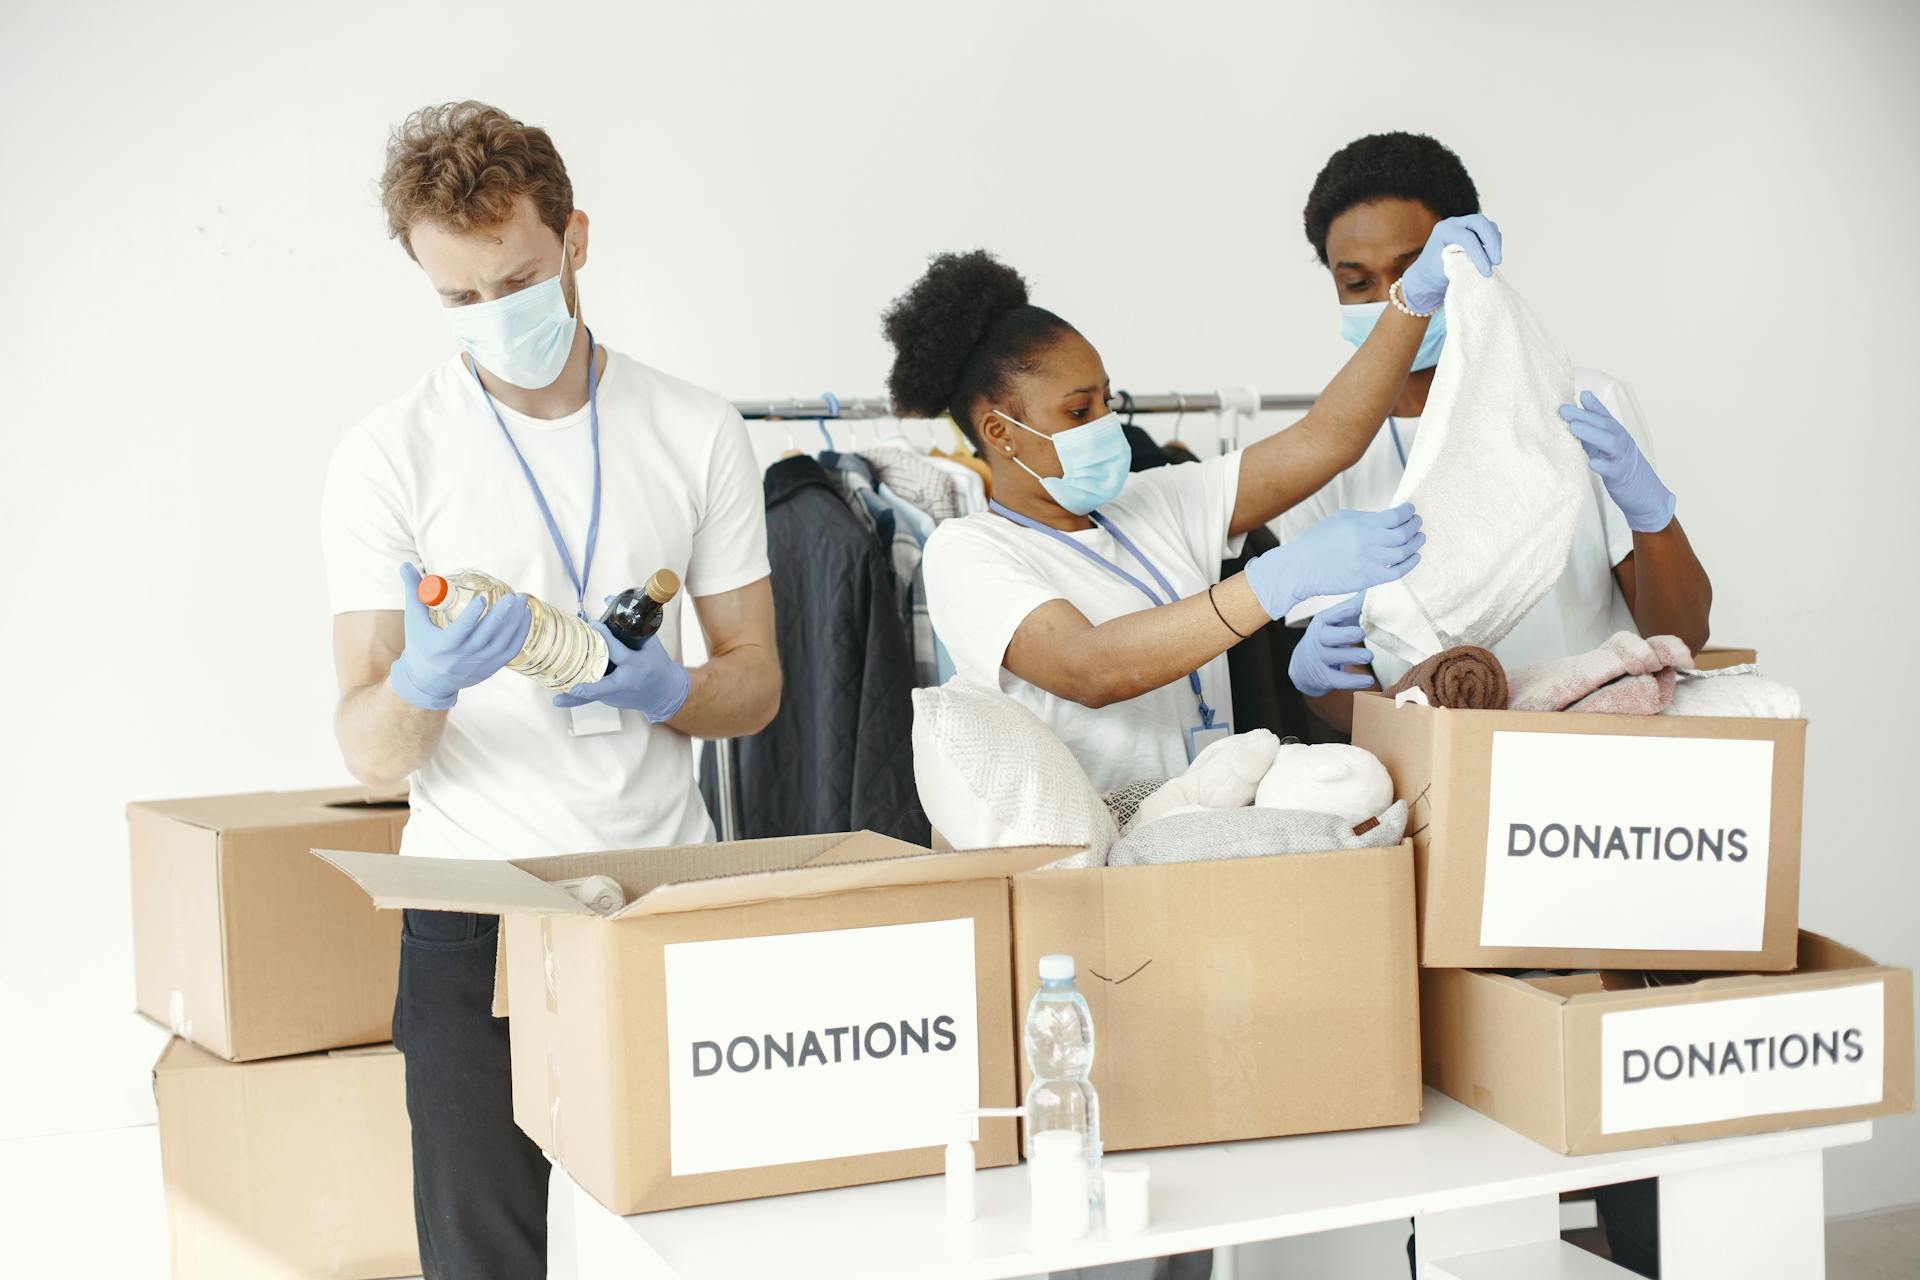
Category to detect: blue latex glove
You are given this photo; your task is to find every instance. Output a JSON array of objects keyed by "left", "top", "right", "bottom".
[
  {"left": 1397, "top": 213, "right": 1504, "bottom": 314},
  {"left": 1559, "top": 390, "right": 1676, "bottom": 533},
  {"left": 391, "top": 563, "right": 531, "bottom": 711},
  {"left": 553, "top": 620, "right": 692, "bottom": 724},
  {"left": 1288, "top": 594, "right": 1376, "bottom": 697},
  {"left": 1245, "top": 504, "right": 1425, "bottom": 620}
]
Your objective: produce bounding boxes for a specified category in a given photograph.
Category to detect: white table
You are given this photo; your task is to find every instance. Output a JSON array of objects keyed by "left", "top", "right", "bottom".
[{"left": 547, "top": 1090, "right": 1871, "bottom": 1280}]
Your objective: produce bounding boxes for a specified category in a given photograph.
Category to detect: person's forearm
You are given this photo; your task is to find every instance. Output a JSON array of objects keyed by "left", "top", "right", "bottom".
[
  {"left": 1066, "top": 575, "right": 1270, "bottom": 708},
  {"left": 1232, "top": 307, "right": 1429, "bottom": 534},
  {"left": 667, "top": 643, "right": 782, "bottom": 739},
  {"left": 334, "top": 681, "right": 447, "bottom": 791},
  {"left": 1621, "top": 519, "right": 1712, "bottom": 654}
]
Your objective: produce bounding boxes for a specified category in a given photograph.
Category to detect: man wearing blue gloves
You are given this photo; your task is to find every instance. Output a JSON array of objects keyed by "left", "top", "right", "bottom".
[
  {"left": 1287, "top": 131, "right": 1711, "bottom": 1280},
  {"left": 1283, "top": 131, "right": 1713, "bottom": 732},
  {"left": 322, "top": 102, "right": 779, "bottom": 1279}
]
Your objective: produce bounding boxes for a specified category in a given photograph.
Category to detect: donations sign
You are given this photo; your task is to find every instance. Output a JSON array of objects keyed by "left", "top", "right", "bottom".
[
  {"left": 1478, "top": 731, "right": 1775, "bottom": 950},
  {"left": 1600, "top": 982, "right": 1886, "bottom": 1133},
  {"left": 663, "top": 918, "right": 980, "bottom": 1176}
]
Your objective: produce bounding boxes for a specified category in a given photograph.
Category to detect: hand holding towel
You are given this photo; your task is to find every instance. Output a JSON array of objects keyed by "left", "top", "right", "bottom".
[{"left": 1360, "top": 246, "right": 1591, "bottom": 668}]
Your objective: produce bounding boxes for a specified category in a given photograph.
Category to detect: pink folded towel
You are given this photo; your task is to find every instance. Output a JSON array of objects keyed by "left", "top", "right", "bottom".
[{"left": 1507, "top": 632, "right": 1696, "bottom": 715}]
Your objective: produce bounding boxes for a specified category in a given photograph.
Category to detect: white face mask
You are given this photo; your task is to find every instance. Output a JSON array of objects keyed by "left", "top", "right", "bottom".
[{"left": 443, "top": 240, "right": 579, "bottom": 389}]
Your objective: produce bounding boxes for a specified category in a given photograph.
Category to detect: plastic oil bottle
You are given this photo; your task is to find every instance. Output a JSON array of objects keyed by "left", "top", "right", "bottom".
[{"left": 417, "top": 570, "right": 606, "bottom": 692}]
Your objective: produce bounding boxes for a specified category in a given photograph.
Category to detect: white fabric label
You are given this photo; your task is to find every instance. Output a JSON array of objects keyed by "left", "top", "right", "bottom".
[
  {"left": 1478, "top": 731, "right": 1775, "bottom": 950},
  {"left": 664, "top": 918, "right": 980, "bottom": 1176},
  {"left": 1600, "top": 982, "right": 1885, "bottom": 1134}
]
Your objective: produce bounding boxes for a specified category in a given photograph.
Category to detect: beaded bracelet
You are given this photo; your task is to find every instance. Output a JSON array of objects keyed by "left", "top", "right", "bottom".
[{"left": 1389, "top": 277, "right": 1436, "bottom": 319}]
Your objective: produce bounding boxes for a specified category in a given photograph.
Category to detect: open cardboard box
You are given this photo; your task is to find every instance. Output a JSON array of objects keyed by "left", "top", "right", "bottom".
[
  {"left": 1421, "top": 932, "right": 1913, "bottom": 1154},
  {"left": 320, "top": 831, "right": 1061, "bottom": 1215},
  {"left": 153, "top": 1038, "right": 416, "bottom": 1279},
  {"left": 1354, "top": 693, "right": 1806, "bottom": 971},
  {"left": 1010, "top": 841, "right": 1422, "bottom": 1153},
  {"left": 129, "top": 787, "right": 409, "bottom": 1061}
]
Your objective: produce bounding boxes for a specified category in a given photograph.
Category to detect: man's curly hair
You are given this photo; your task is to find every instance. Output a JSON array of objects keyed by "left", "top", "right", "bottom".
[{"left": 380, "top": 101, "right": 573, "bottom": 258}]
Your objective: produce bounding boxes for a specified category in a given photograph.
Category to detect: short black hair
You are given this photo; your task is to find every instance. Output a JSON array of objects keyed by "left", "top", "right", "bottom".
[
  {"left": 1303, "top": 131, "right": 1479, "bottom": 265},
  {"left": 882, "top": 250, "right": 1077, "bottom": 447}
]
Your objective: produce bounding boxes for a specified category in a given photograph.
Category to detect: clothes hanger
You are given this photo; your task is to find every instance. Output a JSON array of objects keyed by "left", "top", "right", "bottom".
[
  {"left": 778, "top": 418, "right": 803, "bottom": 460},
  {"left": 1165, "top": 392, "right": 1191, "bottom": 453}
]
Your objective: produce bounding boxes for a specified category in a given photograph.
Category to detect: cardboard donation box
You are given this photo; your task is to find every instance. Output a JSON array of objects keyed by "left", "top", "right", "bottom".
[
  {"left": 1011, "top": 842, "right": 1422, "bottom": 1153},
  {"left": 1354, "top": 694, "right": 1805, "bottom": 971},
  {"left": 319, "top": 832, "right": 1057, "bottom": 1215},
  {"left": 153, "top": 1037, "right": 417, "bottom": 1280},
  {"left": 1422, "top": 932, "right": 1913, "bottom": 1154},
  {"left": 129, "top": 788, "right": 409, "bottom": 1061}
]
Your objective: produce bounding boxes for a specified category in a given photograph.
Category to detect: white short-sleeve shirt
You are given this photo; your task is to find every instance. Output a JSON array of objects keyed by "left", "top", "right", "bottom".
[
  {"left": 321, "top": 348, "right": 770, "bottom": 860},
  {"left": 1279, "top": 368, "right": 1647, "bottom": 690},
  {"left": 923, "top": 452, "right": 1245, "bottom": 793}
]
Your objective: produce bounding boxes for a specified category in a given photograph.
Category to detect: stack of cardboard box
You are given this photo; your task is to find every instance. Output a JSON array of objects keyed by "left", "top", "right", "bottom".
[
  {"left": 130, "top": 788, "right": 419, "bottom": 1278},
  {"left": 1352, "top": 684, "right": 1913, "bottom": 1153}
]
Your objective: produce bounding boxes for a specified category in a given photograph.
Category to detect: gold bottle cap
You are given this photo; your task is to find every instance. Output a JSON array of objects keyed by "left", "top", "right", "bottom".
[{"left": 645, "top": 568, "right": 681, "bottom": 604}]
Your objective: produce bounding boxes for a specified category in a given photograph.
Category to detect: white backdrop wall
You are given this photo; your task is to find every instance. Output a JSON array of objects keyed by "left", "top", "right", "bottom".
[{"left": 3, "top": 0, "right": 1916, "bottom": 1217}]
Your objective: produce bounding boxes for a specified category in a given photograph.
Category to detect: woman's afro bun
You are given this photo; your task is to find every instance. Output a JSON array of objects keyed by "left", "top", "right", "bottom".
[{"left": 883, "top": 250, "right": 1030, "bottom": 419}]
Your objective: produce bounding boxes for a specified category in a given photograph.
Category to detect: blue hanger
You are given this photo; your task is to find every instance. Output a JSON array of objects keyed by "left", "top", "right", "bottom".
[{"left": 815, "top": 391, "right": 841, "bottom": 451}]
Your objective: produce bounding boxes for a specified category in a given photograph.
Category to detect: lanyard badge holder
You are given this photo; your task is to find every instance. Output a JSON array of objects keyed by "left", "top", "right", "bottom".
[
  {"left": 988, "top": 501, "right": 1230, "bottom": 762},
  {"left": 470, "top": 329, "right": 623, "bottom": 738}
]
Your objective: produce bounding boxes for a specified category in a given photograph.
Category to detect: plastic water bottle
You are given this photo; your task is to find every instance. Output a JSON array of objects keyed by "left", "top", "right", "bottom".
[{"left": 1024, "top": 954, "right": 1101, "bottom": 1219}]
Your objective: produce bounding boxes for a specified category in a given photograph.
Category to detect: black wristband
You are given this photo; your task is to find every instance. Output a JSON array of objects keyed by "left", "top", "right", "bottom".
[{"left": 1208, "top": 583, "right": 1251, "bottom": 640}]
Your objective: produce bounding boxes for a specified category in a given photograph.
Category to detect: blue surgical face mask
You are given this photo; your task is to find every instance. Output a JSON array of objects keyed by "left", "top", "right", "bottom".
[
  {"left": 992, "top": 408, "right": 1130, "bottom": 515},
  {"left": 444, "top": 242, "right": 580, "bottom": 389},
  {"left": 1340, "top": 299, "right": 1448, "bottom": 372}
]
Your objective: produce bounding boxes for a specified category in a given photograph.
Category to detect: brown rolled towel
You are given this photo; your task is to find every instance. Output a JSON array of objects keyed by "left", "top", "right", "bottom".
[{"left": 1386, "top": 645, "right": 1510, "bottom": 709}]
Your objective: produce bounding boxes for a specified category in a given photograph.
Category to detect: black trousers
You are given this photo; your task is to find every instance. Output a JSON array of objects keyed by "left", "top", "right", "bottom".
[
  {"left": 394, "top": 910, "right": 550, "bottom": 1279},
  {"left": 1594, "top": 1179, "right": 1660, "bottom": 1277}
]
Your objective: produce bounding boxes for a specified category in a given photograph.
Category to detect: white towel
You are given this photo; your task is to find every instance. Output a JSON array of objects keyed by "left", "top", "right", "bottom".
[
  {"left": 1361, "top": 246, "right": 1590, "bottom": 668},
  {"left": 1663, "top": 665, "right": 1803, "bottom": 719}
]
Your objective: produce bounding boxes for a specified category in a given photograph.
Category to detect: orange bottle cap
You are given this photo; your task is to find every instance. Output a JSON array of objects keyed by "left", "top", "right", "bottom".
[
  {"left": 645, "top": 568, "right": 682, "bottom": 604},
  {"left": 418, "top": 574, "right": 450, "bottom": 607}
]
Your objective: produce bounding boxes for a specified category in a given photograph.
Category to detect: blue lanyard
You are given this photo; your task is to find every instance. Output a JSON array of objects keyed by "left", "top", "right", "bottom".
[
  {"left": 1387, "top": 416, "right": 1408, "bottom": 470},
  {"left": 989, "top": 500, "right": 1216, "bottom": 730},
  {"left": 466, "top": 329, "right": 602, "bottom": 617}
]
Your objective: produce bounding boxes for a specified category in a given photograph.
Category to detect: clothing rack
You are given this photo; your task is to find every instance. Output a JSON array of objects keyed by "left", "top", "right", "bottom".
[
  {"left": 710, "top": 388, "right": 1317, "bottom": 842},
  {"left": 733, "top": 391, "right": 1317, "bottom": 420}
]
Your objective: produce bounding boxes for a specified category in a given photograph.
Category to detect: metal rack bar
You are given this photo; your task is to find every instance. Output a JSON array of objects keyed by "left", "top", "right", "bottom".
[{"left": 733, "top": 391, "right": 1317, "bottom": 420}]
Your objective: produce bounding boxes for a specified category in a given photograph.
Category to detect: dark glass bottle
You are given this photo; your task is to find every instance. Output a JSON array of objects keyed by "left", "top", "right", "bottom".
[{"left": 600, "top": 569, "right": 681, "bottom": 672}]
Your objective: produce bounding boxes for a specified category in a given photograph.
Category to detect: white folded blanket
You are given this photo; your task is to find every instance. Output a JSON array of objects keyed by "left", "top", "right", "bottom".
[
  {"left": 1663, "top": 664, "right": 1803, "bottom": 719},
  {"left": 1361, "top": 246, "right": 1591, "bottom": 668}
]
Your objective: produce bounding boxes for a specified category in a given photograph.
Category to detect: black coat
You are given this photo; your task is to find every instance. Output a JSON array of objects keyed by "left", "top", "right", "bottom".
[{"left": 701, "top": 456, "right": 928, "bottom": 843}]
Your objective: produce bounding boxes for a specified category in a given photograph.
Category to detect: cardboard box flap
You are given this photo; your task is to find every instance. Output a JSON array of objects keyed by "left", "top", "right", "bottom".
[
  {"left": 507, "top": 831, "right": 852, "bottom": 901},
  {"left": 611, "top": 842, "right": 1074, "bottom": 919},
  {"left": 315, "top": 848, "right": 592, "bottom": 917},
  {"left": 1799, "top": 931, "right": 1875, "bottom": 973},
  {"left": 130, "top": 787, "right": 406, "bottom": 831}
]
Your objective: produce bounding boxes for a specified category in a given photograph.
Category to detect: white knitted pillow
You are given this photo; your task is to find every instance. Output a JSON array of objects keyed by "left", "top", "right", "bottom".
[{"left": 912, "top": 682, "right": 1114, "bottom": 869}]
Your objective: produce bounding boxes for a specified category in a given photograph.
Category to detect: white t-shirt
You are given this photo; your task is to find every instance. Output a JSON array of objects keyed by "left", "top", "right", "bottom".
[
  {"left": 322, "top": 348, "right": 770, "bottom": 860},
  {"left": 923, "top": 453, "right": 1245, "bottom": 793},
  {"left": 1279, "top": 368, "right": 1647, "bottom": 690}
]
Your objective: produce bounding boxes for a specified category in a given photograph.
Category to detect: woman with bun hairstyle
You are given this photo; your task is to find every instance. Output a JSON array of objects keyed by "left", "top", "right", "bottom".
[{"left": 888, "top": 216, "right": 1499, "bottom": 790}]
